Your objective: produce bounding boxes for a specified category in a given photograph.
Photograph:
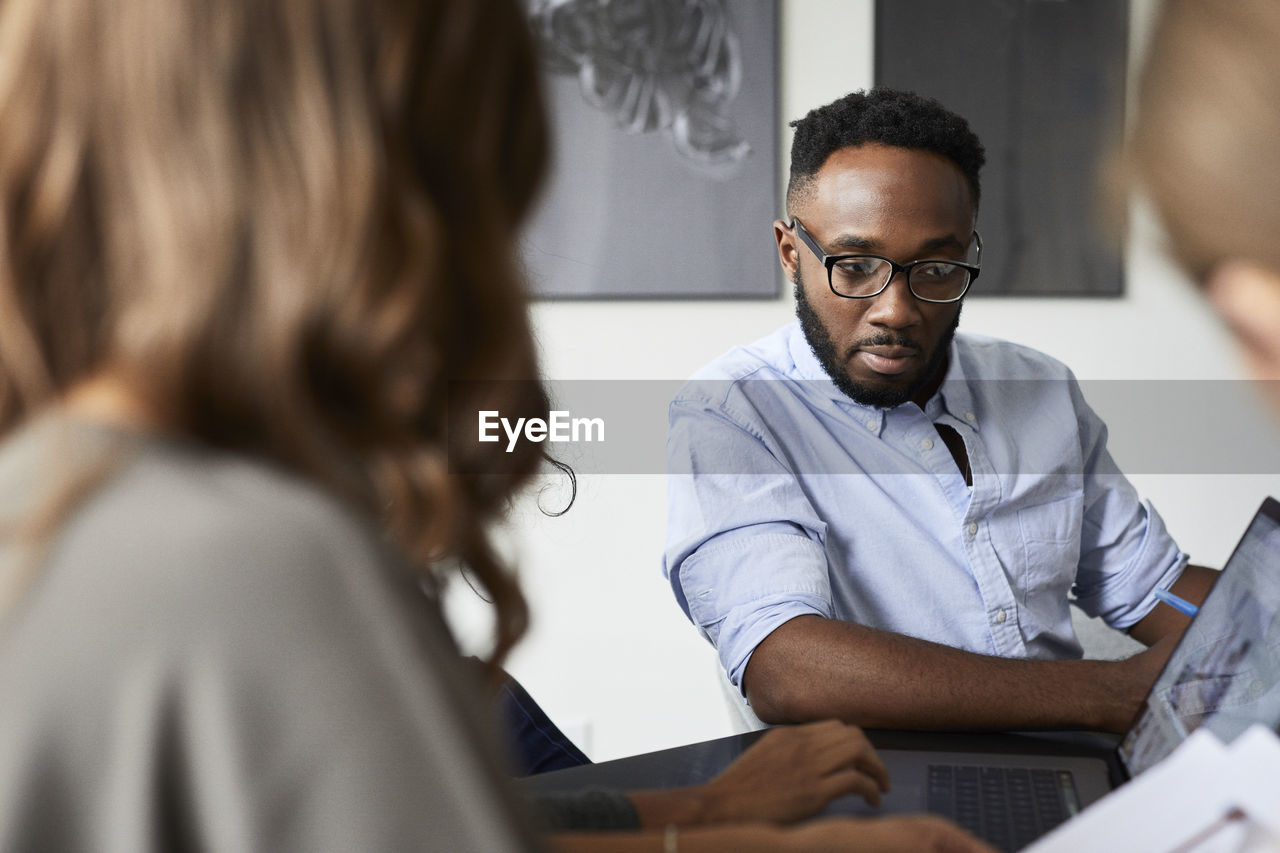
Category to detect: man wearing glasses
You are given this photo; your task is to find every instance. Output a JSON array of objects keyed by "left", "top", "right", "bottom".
[{"left": 663, "top": 88, "right": 1215, "bottom": 733}]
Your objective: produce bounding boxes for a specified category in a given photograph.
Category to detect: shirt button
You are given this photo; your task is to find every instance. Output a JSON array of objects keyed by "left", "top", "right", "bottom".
[
  {"left": 965, "top": 412, "right": 977, "bottom": 423},
  {"left": 995, "top": 609, "right": 1007, "bottom": 624},
  {"left": 865, "top": 420, "right": 877, "bottom": 431},
  {"left": 920, "top": 438, "right": 934, "bottom": 451},
  {"left": 968, "top": 522, "right": 979, "bottom": 537}
]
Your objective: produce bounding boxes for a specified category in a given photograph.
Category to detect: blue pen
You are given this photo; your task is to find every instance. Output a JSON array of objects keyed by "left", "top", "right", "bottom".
[{"left": 1154, "top": 587, "right": 1199, "bottom": 617}]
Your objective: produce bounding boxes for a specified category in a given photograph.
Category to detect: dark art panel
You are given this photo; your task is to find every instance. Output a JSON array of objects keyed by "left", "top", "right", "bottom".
[
  {"left": 522, "top": 0, "right": 779, "bottom": 299},
  {"left": 876, "top": 0, "right": 1128, "bottom": 297}
]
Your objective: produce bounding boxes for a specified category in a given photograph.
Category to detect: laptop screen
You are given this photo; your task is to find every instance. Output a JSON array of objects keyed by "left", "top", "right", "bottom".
[{"left": 1118, "top": 497, "right": 1280, "bottom": 777}]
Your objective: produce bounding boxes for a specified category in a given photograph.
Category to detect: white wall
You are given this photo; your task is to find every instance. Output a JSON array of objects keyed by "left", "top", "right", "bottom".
[{"left": 447, "top": 0, "right": 1280, "bottom": 762}]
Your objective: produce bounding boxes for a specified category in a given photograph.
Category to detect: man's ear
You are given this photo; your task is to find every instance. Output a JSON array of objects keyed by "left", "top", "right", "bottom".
[
  {"left": 1206, "top": 259, "right": 1280, "bottom": 380},
  {"left": 773, "top": 219, "right": 800, "bottom": 283}
]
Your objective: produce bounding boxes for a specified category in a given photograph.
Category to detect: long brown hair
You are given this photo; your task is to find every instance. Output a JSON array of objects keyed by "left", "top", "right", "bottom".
[
  {"left": 0, "top": 0, "right": 552, "bottom": 667},
  {"left": 1127, "top": 0, "right": 1280, "bottom": 281}
]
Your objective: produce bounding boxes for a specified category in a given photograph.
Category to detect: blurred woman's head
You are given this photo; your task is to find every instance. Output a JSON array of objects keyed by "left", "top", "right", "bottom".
[
  {"left": 0, "top": 0, "right": 553, "bottom": 664},
  {"left": 1129, "top": 0, "right": 1280, "bottom": 388}
]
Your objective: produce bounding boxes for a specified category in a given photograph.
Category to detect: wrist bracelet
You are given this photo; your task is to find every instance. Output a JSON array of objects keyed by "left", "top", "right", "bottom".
[{"left": 663, "top": 824, "right": 678, "bottom": 853}]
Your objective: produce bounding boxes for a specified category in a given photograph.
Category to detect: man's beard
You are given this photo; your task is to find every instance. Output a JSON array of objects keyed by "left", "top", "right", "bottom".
[{"left": 794, "top": 269, "right": 960, "bottom": 409}]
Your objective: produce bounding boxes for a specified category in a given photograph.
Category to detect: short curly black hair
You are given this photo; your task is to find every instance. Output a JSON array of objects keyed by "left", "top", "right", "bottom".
[{"left": 786, "top": 88, "right": 985, "bottom": 214}]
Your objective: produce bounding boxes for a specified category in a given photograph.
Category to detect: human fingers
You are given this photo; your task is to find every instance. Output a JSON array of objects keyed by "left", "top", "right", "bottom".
[
  {"left": 892, "top": 815, "right": 999, "bottom": 853},
  {"left": 696, "top": 722, "right": 892, "bottom": 825},
  {"left": 807, "top": 722, "right": 891, "bottom": 794},
  {"left": 785, "top": 816, "right": 998, "bottom": 853},
  {"left": 766, "top": 722, "right": 892, "bottom": 808},
  {"left": 819, "top": 766, "right": 886, "bottom": 808},
  {"left": 737, "top": 721, "right": 863, "bottom": 775},
  {"left": 843, "top": 728, "right": 890, "bottom": 793}
]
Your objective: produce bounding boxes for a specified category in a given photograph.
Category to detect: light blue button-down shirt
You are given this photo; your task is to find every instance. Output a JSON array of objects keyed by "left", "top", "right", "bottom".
[{"left": 664, "top": 322, "right": 1188, "bottom": 693}]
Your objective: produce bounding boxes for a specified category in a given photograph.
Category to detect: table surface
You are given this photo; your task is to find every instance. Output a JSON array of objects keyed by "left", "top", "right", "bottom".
[{"left": 522, "top": 727, "right": 1126, "bottom": 797}]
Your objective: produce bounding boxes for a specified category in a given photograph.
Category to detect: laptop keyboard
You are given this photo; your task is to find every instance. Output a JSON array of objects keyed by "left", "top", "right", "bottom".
[{"left": 927, "top": 764, "right": 1079, "bottom": 852}]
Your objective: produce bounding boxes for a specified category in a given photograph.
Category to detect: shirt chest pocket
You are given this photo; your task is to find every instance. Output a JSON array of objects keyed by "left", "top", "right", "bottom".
[{"left": 1017, "top": 495, "right": 1084, "bottom": 605}]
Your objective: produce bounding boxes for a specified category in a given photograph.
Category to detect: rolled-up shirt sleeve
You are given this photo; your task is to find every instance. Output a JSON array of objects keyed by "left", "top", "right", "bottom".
[
  {"left": 1070, "top": 380, "right": 1189, "bottom": 629},
  {"left": 664, "top": 389, "right": 834, "bottom": 691},
  {"left": 679, "top": 528, "right": 833, "bottom": 691}
]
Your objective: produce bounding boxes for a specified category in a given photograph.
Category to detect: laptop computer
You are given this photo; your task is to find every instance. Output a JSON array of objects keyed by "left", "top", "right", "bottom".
[{"left": 830, "top": 496, "right": 1280, "bottom": 852}]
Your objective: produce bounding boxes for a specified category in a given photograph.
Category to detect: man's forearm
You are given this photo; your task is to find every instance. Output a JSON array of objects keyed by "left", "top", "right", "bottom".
[{"left": 743, "top": 615, "right": 1163, "bottom": 733}]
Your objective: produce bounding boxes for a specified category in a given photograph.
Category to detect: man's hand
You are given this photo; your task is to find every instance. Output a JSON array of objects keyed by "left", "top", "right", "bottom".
[
  {"left": 1102, "top": 632, "right": 1182, "bottom": 732},
  {"left": 629, "top": 720, "right": 891, "bottom": 828}
]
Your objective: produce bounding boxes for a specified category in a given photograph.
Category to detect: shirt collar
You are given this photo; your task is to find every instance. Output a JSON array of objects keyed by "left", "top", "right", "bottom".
[
  {"left": 786, "top": 323, "right": 980, "bottom": 432},
  {"left": 787, "top": 321, "right": 845, "bottom": 394},
  {"left": 932, "top": 338, "right": 981, "bottom": 431},
  {"left": 786, "top": 322, "right": 886, "bottom": 433}
]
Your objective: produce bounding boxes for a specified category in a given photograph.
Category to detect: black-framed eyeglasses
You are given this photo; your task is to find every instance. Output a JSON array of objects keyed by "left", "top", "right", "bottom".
[{"left": 791, "top": 218, "right": 982, "bottom": 304}]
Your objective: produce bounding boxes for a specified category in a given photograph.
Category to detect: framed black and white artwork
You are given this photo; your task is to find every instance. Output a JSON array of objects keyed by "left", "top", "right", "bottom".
[
  {"left": 876, "top": 0, "right": 1129, "bottom": 297},
  {"left": 522, "top": 0, "right": 779, "bottom": 299}
]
